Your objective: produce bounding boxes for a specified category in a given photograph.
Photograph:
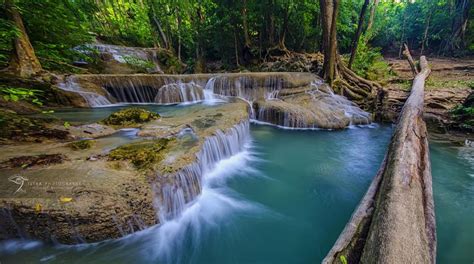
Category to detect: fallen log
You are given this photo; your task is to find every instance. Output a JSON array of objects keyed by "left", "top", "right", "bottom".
[{"left": 323, "top": 56, "right": 436, "bottom": 264}]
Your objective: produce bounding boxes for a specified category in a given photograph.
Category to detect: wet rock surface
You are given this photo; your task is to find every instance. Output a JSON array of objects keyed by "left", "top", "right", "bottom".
[
  {"left": 59, "top": 72, "right": 370, "bottom": 129},
  {"left": 0, "top": 101, "right": 249, "bottom": 244}
]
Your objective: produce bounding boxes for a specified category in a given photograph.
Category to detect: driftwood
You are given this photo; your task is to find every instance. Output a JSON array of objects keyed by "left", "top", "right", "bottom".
[{"left": 323, "top": 56, "right": 436, "bottom": 263}]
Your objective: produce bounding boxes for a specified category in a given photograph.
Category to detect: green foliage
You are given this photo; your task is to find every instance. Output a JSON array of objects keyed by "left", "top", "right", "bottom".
[
  {"left": 451, "top": 94, "right": 474, "bottom": 130},
  {"left": 339, "top": 255, "right": 348, "bottom": 264},
  {"left": 0, "top": 86, "right": 44, "bottom": 106},
  {"left": 1, "top": 0, "right": 472, "bottom": 74},
  {"left": 349, "top": 42, "right": 391, "bottom": 81},
  {"left": 122, "top": 55, "right": 155, "bottom": 72}
]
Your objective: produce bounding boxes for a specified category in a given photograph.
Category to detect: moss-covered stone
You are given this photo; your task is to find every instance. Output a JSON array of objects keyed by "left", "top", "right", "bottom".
[
  {"left": 100, "top": 108, "right": 160, "bottom": 127},
  {"left": 67, "top": 139, "right": 95, "bottom": 150},
  {"left": 108, "top": 138, "right": 170, "bottom": 170}
]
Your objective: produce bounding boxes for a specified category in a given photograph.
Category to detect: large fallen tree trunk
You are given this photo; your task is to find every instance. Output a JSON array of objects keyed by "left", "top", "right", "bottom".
[{"left": 323, "top": 56, "right": 436, "bottom": 264}]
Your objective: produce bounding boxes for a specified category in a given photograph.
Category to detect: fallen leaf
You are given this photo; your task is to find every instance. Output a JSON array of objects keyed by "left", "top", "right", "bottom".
[{"left": 59, "top": 197, "right": 73, "bottom": 203}]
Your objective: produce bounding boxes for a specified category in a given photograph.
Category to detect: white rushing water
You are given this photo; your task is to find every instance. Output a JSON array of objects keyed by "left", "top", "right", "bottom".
[
  {"left": 58, "top": 76, "right": 113, "bottom": 107},
  {"left": 157, "top": 121, "right": 252, "bottom": 221}
]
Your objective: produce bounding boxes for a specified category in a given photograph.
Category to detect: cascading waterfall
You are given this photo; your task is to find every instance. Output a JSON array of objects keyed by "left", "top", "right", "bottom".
[
  {"left": 58, "top": 73, "right": 371, "bottom": 128},
  {"left": 155, "top": 82, "right": 204, "bottom": 104},
  {"left": 156, "top": 121, "right": 251, "bottom": 222},
  {"left": 58, "top": 77, "right": 112, "bottom": 107},
  {"left": 306, "top": 81, "right": 371, "bottom": 126}
]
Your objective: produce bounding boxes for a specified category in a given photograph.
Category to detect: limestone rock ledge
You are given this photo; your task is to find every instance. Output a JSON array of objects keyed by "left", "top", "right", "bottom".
[{"left": 0, "top": 101, "right": 248, "bottom": 244}]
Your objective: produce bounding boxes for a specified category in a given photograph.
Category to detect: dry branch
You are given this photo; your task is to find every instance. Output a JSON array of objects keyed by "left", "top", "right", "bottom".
[{"left": 402, "top": 43, "right": 419, "bottom": 76}]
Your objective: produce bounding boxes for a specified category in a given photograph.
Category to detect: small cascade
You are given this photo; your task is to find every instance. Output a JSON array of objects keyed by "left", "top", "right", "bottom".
[
  {"left": 157, "top": 121, "right": 250, "bottom": 222},
  {"left": 58, "top": 77, "right": 112, "bottom": 107},
  {"left": 306, "top": 81, "right": 371, "bottom": 125},
  {"left": 203, "top": 77, "right": 218, "bottom": 103},
  {"left": 255, "top": 101, "right": 317, "bottom": 129},
  {"left": 80, "top": 44, "right": 163, "bottom": 73},
  {"left": 155, "top": 82, "right": 204, "bottom": 104}
]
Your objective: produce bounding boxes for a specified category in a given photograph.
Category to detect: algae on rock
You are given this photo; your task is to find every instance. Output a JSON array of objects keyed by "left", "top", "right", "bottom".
[
  {"left": 100, "top": 108, "right": 160, "bottom": 127},
  {"left": 67, "top": 139, "right": 95, "bottom": 150},
  {"left": 108, "top": 139, "right": 171, "bottom": 170}
]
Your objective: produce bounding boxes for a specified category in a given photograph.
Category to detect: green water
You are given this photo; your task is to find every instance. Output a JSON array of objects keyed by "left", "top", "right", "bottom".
[
  {"left": 0, "top": 110, "right": 473, "bottom": 263},
  {"left": 431, "top": 141, "right": 474, "bottom": 263}
]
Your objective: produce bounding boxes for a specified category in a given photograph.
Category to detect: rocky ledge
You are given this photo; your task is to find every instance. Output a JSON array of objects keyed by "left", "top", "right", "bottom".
[{"left": 0, "top": 102, "right": 248, "bottom": 244}]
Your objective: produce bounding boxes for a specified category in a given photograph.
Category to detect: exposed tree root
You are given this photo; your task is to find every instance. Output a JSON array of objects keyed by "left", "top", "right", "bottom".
[{"left": 332, "top": 56, "right": 382, "bottom": 110}]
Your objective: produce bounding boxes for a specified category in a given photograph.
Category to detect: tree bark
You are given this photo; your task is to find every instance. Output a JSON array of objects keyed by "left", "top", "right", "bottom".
[
  {"left": 278, "top": 2, "right": 291, "bottom": 51},
  {"left": 444, "top": 0, "right": 471, "bottom": 52},
  {"left": 366, "top": 0, "right": 380, "bottom": 34},
  {"left": 403, "top": 43, "right": 418, "bottom": 76},
  {"left": 348, "top": 0, "right": 370, "bottom": 69},
  {"left": 323, "top": 55, "right": 436, "bottom": 264},
  {"left": 420, "top": 10, "right": 432, "bottom": 55},
  {"left": 242, "top": 0, "right": 251, "bottom": 48},
  {"left": 149, "top": 1, "right": 169, "bottom": 50},
  {"left": 4, "top": 0, "right": 43, "bottom": 78},
  {"left": 319, "top": 0, "right": 381, "bottom": 109},
  {"left": 319, "top": 0, "right": 336, "bottom": 84}
]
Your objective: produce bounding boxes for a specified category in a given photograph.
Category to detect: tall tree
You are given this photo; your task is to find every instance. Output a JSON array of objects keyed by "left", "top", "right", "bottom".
[
  {"left": 366, "top": 0, "right": 379, "bottom": 34},
  {"left": 348, "top": 0, "right": 370, "bottom": 69},
  {"left": 319, "top": 0, "right": 337, "bottom": 84},
  {"left": 444, "top": 0, "right": 471, "bottom": 52},
  {"left": 319, "top": 0, "right": 380, "bottom": 109},
  {"left": 4, "top": 0, "right": 42, "bottom": 77}
]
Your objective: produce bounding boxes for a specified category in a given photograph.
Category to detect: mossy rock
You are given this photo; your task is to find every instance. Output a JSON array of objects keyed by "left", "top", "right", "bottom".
[
  {"left": 100, "top": 108, "right": 160, "bottom": 127},
  {"left": 108, "top": 139, "right": 170, "bottom": 170},
  {"left": 0, "top": 109, "right": 69, "bottom": 141},
  {"left": 67, "top": 139, "right": 95, "bottom": 150}
]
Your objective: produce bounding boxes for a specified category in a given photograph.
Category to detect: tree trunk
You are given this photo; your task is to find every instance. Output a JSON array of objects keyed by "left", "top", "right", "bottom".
[
  {"left": 366, "top": 0, "right": 379, "bottom": 34},
  {"left": 319, "top": 0, "right": 381, "bottom": 109},
  {"left": 4, "top": 0, "right": 43, "bottom": 78},
  {"left": 177, "top": 8, "right": 182, "bottom": 61},
  {"left": 267, "top": 0, "right": 275, "bottom": 47},
  {"left": 348, "top": 0, "right": 370, "bottom": 69},
  {"left": 323, "top": 55, "right": 436, "bottom": 264},
  {"left": 242, "top": 0, "right": 251, "bottom": 48},
  {"left": 149, "top": 1, "right": 169, "bottom": 50},
  {"left": 234, "top": 27, "right": 240, "bottom": 67},
  {"left": 278, "top": 3, "right": 291, "bottom": 51},
  {"left": 319, "top": 0, "right": 336, "bottom": 84},
  {"left": 420, "top": 9, "right": 432, "bottom": 55},
  {"left": 444, "top": 0, "right": 471, "bottom": 52},
  {"left": 403, "top": 44, "right": 418, "bottom": 76},
  {"left": 398, "top": 8, "right": 407, "bottom": 58}
]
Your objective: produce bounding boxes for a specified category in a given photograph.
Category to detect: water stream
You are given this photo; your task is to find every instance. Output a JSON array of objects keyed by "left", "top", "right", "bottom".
[{"left": 0, "top": 112, "right": 471, "bottom": 263}]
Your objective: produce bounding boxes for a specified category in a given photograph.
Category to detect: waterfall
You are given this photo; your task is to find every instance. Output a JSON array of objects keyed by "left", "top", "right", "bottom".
[
  {"left": 105, "top": 83, "right": 156, "bottom": 103},
  {"left": 155, "top": 82, "right": 204, "bottom": 104},
  {"left": 58, "top": 77, "right": 112, "bottom": 107},
  {"left": 306, "top": 81, "right": 371, "bottom": 126},
  {"left": 156, "top": 121, "right": 250, "bottom": 222}
]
